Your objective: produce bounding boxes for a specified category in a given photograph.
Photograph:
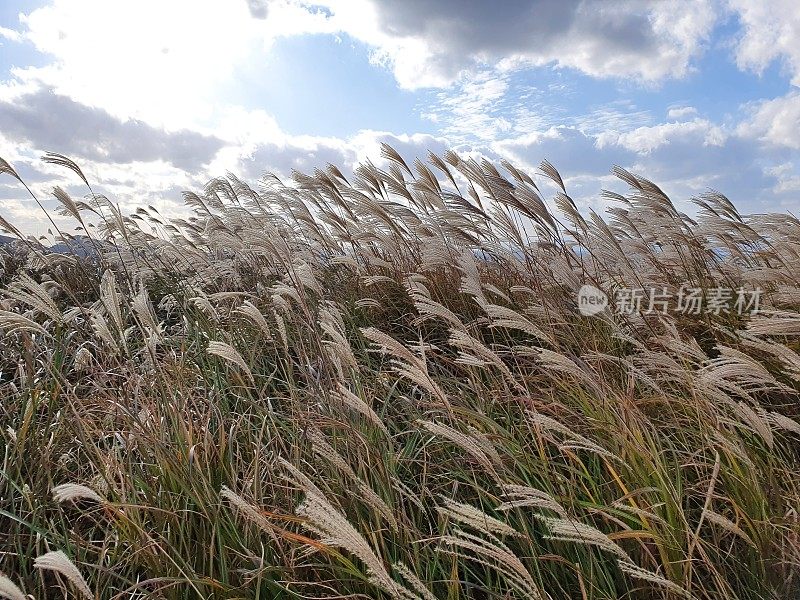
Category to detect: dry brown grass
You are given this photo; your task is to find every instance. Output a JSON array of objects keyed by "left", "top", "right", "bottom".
[{"left": 0, "top": 146, "right": 798, "bottom": 599}]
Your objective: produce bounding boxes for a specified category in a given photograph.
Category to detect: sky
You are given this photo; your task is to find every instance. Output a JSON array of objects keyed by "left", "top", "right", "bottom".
[{"left": 0, "top": 0, "right": 799, "bottom": 236}]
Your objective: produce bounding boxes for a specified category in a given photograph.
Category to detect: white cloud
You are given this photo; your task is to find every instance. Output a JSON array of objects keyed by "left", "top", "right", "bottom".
[
  {"left": 335, "top": 0, "right": 717, "bottom": 89},
  {"left": 738, "top": 91, "right": 800, "bottom": 149},
  {"left": 426, "top": 75, "right": 656, "bottom": 147},
  {"left": 424, "top": 72, "right": 512, "bottom": 141},
  {"left": 601, "top": 119, "right": 727, "bottom": 154},
  {"left": 667, "top": 106, "right": 698, "bottom": 120},
  {"left": 13, "top": 0, "right": 333, "bottom": 128},
  {"left": 0, "top": 88, "right": 225, "bottom": 170},
  {"left": 0, "top": 25, "right": 22, "bottom": 42},
  {"left": 572, "top": 102, "right": 653, "bottom": 137},
  {"left": 2, "top": 106, "right": 796, "bottom": 238},
  {"left": 0, "top": 91, "right": 453, "bottom": 235},
  {"left": 766, "top": 162, "right": 800, "bottom": 193},
  {"left": 729, "top": 0, "right": 800, "bottom": 86},
  {"left": 488, "top": 109, "right": 800, "bottom": 216}
]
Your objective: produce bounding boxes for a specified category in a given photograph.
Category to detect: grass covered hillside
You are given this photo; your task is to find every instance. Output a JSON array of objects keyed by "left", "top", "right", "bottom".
[{"left": 0, "top": 147, "right": 799, "bottom": 599}]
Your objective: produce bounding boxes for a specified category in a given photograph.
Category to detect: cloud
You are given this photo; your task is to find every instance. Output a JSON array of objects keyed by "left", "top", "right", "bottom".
[
  {"left": 571, "top": 101, "right": 653, "bottom": 137},
  {"left": 600, "top": 119, "right": 727, "bottom": 154},
  {"left": 0, "top": 88, "right": 225, "bottom": 171},
  {"left": 235, "top": 138, "right": 355, "bottom": 180},
  {"left": 667, "top": 106, "right": 699, "bottom": 120},
  {"left": 0, "top": 26, "right": 22, "bottom": 43},
  {"left": 0, "top": 0, "right": 745, "bottom": 130},
  {"left": 15, "top": 0, "right": 712, "bottom": 103},
  {"left": 3, "top": 111, "right": 797, "bottom": 239},
  {"left": 217, "top": 124, "right": 450, "bottom": 182},
  {"left": 12, "top": 0, "right": 333, "bottom": 128},
  {"left": 0, "top": 90, "right": 455, "bottom": 235},
  {"left": 246, "top": 0, "right": 272, "bottom": 19},
  {"left": 493, "top": 127, "right": 632, "bottom": 177},
  {"left": 351, "top": 130, "right": 451, "bottom": 167},
  {"left": 729, "top": 0, "right": 800, "bottom": 86},
  {"left": 342, "top": 0, "right": 717, "bottom": 89},
  {"left": 765, "top": 162, "right": 800, "bottom": 194},
  {"left": 489, "top": 116, "right": 799, "bottom": 215},
  {"left": 738, "top": 91, "right": 800, "bottom": 149},
  {"left": 29, "top": 0, "right": 708, "bottom": 97},
  {"left": 423, "top": 72, "right": 513, "bottom": 141},
  {"left": 425, "top": 73, "right": 656, "bottom": 146}
]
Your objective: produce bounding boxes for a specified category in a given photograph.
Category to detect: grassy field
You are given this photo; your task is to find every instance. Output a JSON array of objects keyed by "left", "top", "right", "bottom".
[{"left": 0, "top": 147, "right": 799, "bottom": 599}]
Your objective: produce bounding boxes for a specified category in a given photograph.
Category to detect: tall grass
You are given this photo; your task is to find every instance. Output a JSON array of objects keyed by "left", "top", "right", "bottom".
[{"left": 0, "top": 146, "right": 799, "bottom": 599}]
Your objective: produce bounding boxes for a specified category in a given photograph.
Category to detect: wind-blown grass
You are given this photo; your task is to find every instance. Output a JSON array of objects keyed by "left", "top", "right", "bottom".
[{"left": 0, "top": 145, "right": 798, "bottom": 599}]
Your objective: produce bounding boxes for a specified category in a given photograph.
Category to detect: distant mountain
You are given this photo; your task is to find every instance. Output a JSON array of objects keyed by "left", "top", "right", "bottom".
[
  {"left": 49, "top": 235, "right": 102, "bottom": 258},
  {"left": 0, "top": 234, "right": 111, "bottom": 258}
]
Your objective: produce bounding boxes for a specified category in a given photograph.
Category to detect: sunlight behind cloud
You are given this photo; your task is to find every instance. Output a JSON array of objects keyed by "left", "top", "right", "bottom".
[{"left": 15, "top": 0, "right": 331, "bottom": 129}]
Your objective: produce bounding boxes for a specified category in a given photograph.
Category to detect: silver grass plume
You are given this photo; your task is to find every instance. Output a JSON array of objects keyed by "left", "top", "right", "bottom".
[
  {"left": 704, "top": 509, "right": 755, "bottom": 547},
  {"left": 220, "top": 486, "right": 280, "bottom": 546},
  {"left": 361, "top": 327, "right": 450, "bottom": 410},
  {"left": 419, "top": 420, "right": 500, "bottom": 473},
  {"left": 295, "top": 489, "right": 417, "bottom": 599},
  {"left": 207, "top": 340, "right": 254, "bottom": 383},
  {"left": 53, "top": 483, "right": 105, "bottom": 505},
  {"left": 0, "top": 574, "right": 26, "bottom": 600},
  {"left": 525, "top": 411, "right": 620, "bottom": 461},
  {"left": 100, "top": 270, "right": 124, "bottom": 332},
  {"left": 437, "top": 527, "right": 543, "bottom": 599},
  {"left": 537, "top": 515, "right": 628, "bottom": 560},
  {"left": 438, "top": 496, "right": 519, "bottom": 537},
  {"left": 392, "top": 562, "right": 436, "bottom": 600},
  {"left": 497, "top": 484, "right": 568, "bottom": 518},
  {"left": 132, "top": 286, "right": 163, "bottom": 340},
  {"left": 0, "top": 311, "right": 47, "bottom": 336},
  {"left": 307, "top": 428, "right": 398, "bottom": 531},
  {"left": 5, "top": 272, "right": 62, "bottom": 323},
  {"left": 33, "top": 551, "right": 93, "bottom": 600},
  {"left": 234, "top": 300, "right": 273, "bottom": 339},
  {"left": 617, "top": 560, "right": 695, "bottom": 599},
  {"left": 333, "top": 383, "right": 390, "bottom": 437}
]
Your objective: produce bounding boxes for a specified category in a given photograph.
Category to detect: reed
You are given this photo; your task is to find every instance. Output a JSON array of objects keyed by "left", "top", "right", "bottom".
[{"left": 0, "top": 146, "right": 798, "bottom": 598}]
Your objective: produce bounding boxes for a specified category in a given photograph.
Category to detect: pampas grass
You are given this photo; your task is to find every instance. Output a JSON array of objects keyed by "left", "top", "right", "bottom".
[
  {"left": 207, "top": 340, "right": 254, "bottom": 382},
  {"left": 33, "top": 551, "right": 93, "bottom": 599},
  {"left": 0, "top": 148, "right": 799, "bottom": 599},
  {"left": 0, "top": 575, "right": 26, "bottom": 600},
  {"left": 52, "top": 484, "right": 105, "bottom": 505}
]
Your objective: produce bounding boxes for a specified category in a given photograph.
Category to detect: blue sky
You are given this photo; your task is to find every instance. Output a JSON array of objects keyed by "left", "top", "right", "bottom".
[{"left": 0, "top": 0, "right": 798, "bottom": 235}]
